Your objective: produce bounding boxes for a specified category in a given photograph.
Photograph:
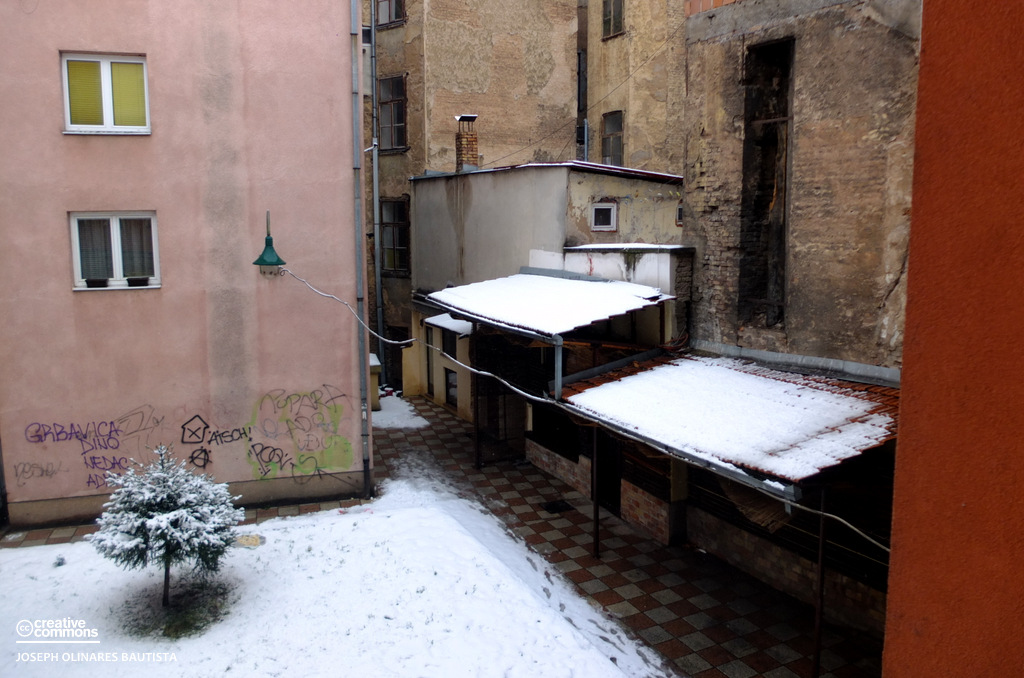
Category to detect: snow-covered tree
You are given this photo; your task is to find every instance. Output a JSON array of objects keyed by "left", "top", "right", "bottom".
[{"left": 89, "top": 445, "right": 244, "bottom": 607}]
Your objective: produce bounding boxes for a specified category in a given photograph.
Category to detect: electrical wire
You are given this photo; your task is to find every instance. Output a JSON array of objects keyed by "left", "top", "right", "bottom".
[{"left": 283, "top": 267, "right": 892, "bottom": 554}]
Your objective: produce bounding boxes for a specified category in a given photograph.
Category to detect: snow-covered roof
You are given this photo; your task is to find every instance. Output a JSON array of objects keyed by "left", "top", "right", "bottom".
[
  {"left": 562, "top": 355, "right": 898, "bottom": 485},
  {"left": 426, "top": 273, "right": 671, "bottom": 337},
  {"left": 564, "top": 243, "right": 688, "bottom": 252},
  {"left": 425, "top": 313, "right": 474, "bottom": 336}
]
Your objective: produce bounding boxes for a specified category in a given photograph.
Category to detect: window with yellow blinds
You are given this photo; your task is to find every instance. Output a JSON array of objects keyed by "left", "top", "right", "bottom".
[{"left": 62, "top": 54, "right": 149, "bottom": 133}]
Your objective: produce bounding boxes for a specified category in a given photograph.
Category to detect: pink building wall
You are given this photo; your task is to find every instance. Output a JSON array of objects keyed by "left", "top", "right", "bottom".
[{"left": 0, "top": 1, "right": 368, "bottom": 524}]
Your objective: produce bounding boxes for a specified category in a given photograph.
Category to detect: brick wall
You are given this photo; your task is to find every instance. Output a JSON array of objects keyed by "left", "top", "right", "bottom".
[
  {"left": 621, "top": 480, "right": 672, "bottom": 544},
  {"left": 528, "top": 440, "right": 685, "bottom": 545},
  {"left": 526, "top": 439, "right": 591, "bottom": 498},
  {"left": 688, "top": 507, "right": 886, "bottom": 637},
  {"left": 681, "top": 4, "right": 916, "bottom": 366}
]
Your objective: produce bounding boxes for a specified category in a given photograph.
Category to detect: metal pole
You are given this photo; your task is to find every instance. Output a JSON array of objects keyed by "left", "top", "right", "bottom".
[
  {"left": 591, "top": 427, "right": 600, "bottom": 559},
  {"left": 351, "top": 0, "right": 372, "bottom": 499},
  {"left": 811, "top": 487, "right": 827, "bottom": 678},
  {"left": 370, "top": 0, "right": 386, "bottom": 386},
  {"left": 554, "top": 337, "right": 564, "bottom": 400},
  {"left": 473, "top": 326, "right": 482, "bottom": 470}
]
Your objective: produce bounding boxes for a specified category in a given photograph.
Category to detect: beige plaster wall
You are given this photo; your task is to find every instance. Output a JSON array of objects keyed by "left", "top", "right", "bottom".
[
  {"left": 422, "top": 0, "right": 578, "bottom": 171},
  {"left": 584, "top": 0, "right": 684, "bottom": 171},
  {"left": 411, "top": 166, "right": 571, "bottom": 292},
  {"left": 0, "top": 1, "right": 367, "bottom": 523},
  {"left": 565, "top": 171, "right": 683, "bottom": 246}
]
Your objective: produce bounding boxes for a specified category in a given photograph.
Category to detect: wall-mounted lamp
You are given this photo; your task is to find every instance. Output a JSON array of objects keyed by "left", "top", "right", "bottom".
[{"left": 253, "top": 210, "right": 286, "bottom": 276}]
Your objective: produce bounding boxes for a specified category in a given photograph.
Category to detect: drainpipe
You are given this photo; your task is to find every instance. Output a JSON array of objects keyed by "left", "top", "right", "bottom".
[
  {"left": 351, "top": 0, "right": 372, "bottom": 498},
  {"left": 370, "top": 0, "right": 387, "bottom": 386},
  {"left": 591, "top": 427, "right": 600, "bottom": 558}
]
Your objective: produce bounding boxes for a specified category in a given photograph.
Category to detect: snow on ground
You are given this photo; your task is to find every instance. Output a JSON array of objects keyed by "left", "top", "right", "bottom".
[
  {"left": 1, "top": 452, "right": 674, "bottom": 678},
  {"left": 371, "top": 394, "right": 430, "bottom": 429}
]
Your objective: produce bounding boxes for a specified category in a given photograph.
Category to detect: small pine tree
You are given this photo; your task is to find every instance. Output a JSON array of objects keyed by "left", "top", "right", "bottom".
[{"left": 89, "top": 445, "right": 244, "bottom": 607}]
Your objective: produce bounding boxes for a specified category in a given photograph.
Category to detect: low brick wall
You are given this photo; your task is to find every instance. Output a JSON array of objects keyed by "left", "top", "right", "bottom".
[
  {"left": 525, "top": 439, "right": 591, "bottom": 498},
  {"left": 687, "top": 507, "right": 886, "bottom": 637},
  {"left": 621, "top": 480, "right": 672, "bottom": 544}
]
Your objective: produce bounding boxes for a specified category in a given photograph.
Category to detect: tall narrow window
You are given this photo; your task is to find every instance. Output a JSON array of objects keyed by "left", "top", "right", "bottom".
[
  {"left": 601, "top": 111, "right": 623, "bottom": 166},
  {"left": 377, "top": 0, "right": 404, "bottom": 24},
  {"left": 445, "top": 368, "right": 458, "bottom": 408},
  {"left": 70, "top": 212, "right": 159, "bottom": 289},
  {"left": 739, "top": 40, "right": 794, "bottom": 328},
  {"left": 425, "top": 326, "right": 435, "bottom": 397},
  {"left": 602, "top": 0, "right": 624, "bottom": 38},
  {"left": 442, "top": 328, "right": 457, "bottom": 359},
  {"left": 380, "top": 198, "right": 410, "bottom": 275},
  {"left": 379, "top": 76, "right": 407, "bottom": 151},
  {"left": 63, "top": 54, "right": 149, "bottom": 133}
]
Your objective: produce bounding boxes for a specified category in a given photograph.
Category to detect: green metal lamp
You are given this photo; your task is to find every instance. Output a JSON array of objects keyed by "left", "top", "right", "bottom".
[{"left": 253, "top": 210, "right": 285, "bottom": 276}]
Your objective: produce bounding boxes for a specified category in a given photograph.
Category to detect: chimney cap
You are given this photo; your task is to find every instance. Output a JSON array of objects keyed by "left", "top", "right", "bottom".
[{"left": 455, "top": 114, "right": 478, "bottom": 122}]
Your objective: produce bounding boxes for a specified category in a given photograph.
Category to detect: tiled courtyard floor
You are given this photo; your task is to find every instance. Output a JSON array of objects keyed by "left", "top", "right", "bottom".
[{"left": 1, "top": 396, "right": 883, "bottom": 677}]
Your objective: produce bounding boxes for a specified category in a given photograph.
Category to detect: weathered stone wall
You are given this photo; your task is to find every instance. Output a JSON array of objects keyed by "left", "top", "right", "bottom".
[{"left": 680, "top": 0, "right": 918, "bottom": 366}]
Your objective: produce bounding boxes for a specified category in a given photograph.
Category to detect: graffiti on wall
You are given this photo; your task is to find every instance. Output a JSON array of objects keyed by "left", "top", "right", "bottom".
[
  {"left": 244, "top": 385, "right": 354, "bottom": 481},
  {"left": 18, "top": 385, "right": 355, "bottom": 492},
  {"left": 23, "top": 405, "right": 163, "bottom": 488}
]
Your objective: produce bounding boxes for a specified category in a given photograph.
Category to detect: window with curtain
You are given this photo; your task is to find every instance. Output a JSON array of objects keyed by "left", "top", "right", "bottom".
[
  {"left": 378, "top": 76, "right": 407, "bottom": 151},
  {"left": 70, "top": 213, "right": 159, "bottom": 289},
  {"left": 63, "top": 54, "right": 149, "bottom": 133}
]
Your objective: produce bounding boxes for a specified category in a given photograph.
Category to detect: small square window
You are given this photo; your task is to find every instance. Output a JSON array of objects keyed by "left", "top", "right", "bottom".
[
  {"left": 70, "top": 212, "right": 159, "bottom": 289},
  {"left": 591, "top": 202, "right": 617, "bottom": 232},
  {"left": 63, "top": 54, "right": 150, "bottom": 134}
]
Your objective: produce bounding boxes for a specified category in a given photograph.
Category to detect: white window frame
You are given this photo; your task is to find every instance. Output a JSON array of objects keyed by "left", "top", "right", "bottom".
[
  {"left": 69, "top": 212, "right": 160, "bottom": 290},
  {"left": 590, "top": 202, "right": 618, "bottom": 232},
  {"left": 62, "top": 53, "right": 150, "bottom": 135}
]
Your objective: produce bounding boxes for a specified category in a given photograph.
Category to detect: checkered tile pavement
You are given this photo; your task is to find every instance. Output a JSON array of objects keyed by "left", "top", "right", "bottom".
[
  {"left": 1, "top": 396, "right": 883, "bottom": 677},
  {"left": 373, "top": 398, "right": 883, "bottom": 678}
]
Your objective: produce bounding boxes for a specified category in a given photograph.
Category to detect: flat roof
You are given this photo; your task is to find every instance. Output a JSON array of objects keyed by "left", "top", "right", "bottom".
[
  {"left": 411, "top": 160, "right": 685, "bottom": 185},
  {"left": 562, "top": 354, "right": 899, "bottom": 485},
  {"left": 427, "top": 273, "right": 671, "bottom": 337}
]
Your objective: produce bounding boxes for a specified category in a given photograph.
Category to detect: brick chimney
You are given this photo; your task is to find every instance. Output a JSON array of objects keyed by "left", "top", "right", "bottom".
[{"left": 455, "top": 114, "right": 478, "bottom": 172}]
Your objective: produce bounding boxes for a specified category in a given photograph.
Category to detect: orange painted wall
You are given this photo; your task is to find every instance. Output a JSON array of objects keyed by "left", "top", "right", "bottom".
[{"left": 884, "top": 3, "right": 1024, "bottom": 675}]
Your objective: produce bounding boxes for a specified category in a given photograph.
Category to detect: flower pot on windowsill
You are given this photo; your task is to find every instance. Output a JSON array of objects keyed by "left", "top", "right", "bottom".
[
  {"left": 126, "top": 277, "right": 150, "bottom": 287},
  {"left": 85, "top": 279, "right": 108, "bottom": 288}
]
